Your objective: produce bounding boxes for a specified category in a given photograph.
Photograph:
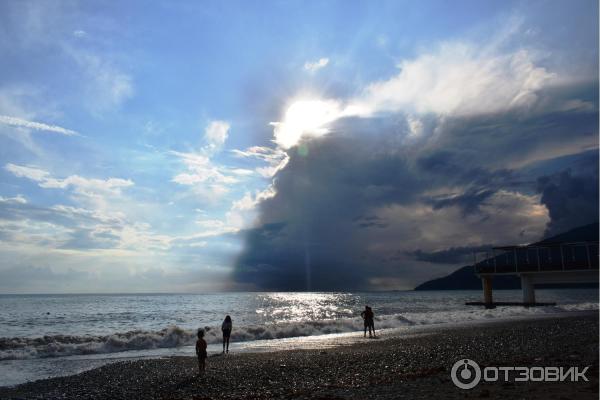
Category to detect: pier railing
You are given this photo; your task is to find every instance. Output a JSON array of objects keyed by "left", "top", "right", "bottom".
[{"left": 474, "top": 241, "right": 599, "bottom": 274}]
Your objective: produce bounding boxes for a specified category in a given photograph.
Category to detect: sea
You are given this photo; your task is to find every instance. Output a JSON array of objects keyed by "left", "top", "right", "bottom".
[{"left": 0, "top": 289, "right": 598, "bottom": 387}]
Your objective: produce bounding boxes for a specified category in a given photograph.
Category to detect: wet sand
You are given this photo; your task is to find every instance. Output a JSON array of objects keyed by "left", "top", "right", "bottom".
[{"left": 1, "top": 313, "right": 598, "bottom": 399}]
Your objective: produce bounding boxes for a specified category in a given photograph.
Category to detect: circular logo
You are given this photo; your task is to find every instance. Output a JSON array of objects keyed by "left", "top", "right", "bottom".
[{"left": 451, "top": 359, "right": 481, "bottom": 389}]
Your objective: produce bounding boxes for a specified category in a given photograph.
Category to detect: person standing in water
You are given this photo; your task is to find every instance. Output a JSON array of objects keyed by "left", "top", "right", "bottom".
[
  {"left": 221, "top": 315, "right": 232, "bottom": 353},
  {"left": 195, "top": 329, "right": 207, "bottom": 374},
  {"left": 368, "top": 306, "right": 376, "bottom": 338},
  {"left": 361, "top": 306, "right": 376, "bottom": 338}
]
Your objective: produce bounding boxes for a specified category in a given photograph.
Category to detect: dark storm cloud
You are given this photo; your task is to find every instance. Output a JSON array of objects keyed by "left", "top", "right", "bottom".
[
  {"left": 234, "top": 221, "right": 370, "bottom": 290},
  {"left": 406, "top": 245, "right": 493, "bottom": 264},
  {"left": 427, "top": 188, "right": 497, "bottom": 215},
  {"left": 354, "top": 215, "right": 389, "bottom": 229},
  {"left": 537, "top": 164, "right": 599, "bottom": 236},
  {"left": 233, "top": 84, "right": 599, "bottom": 290}
]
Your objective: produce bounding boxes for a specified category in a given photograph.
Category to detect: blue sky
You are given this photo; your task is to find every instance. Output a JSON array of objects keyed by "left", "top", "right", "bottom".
[{"left": 0, "top": 0, "right": 598, "bottom": 292}]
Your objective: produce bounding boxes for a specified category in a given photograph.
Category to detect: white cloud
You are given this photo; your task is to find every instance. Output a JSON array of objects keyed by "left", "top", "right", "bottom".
[
  {"left": 356, "top": 45, "right": 555, "bottom": 117},
  {"left": 72, "top": 30, "right": 87, "bottom": 38},
  {"left": 192, "top": 218, "right": 239, "bottom": 238},
  {"left": 186, "top": 186, "right": 278, "bottom": 239},
  {"left": 271, "top": 29, "right": 561, "bottom": 149},
  {"left": 228, "top": 168, "right": 254, "bottom": 176},
  {"left": 231, "top": 146, "right": 289, "bottom": 178},
  {"left": 231, "top": 186, "right": 277, "bottom": 211},
  {"left": 0, "top": 115, "right": 79, "bottom": 136},
  {"left": 231, "top": 192, "right": 256, "bottom": 211},
  {"left": 0, "top": 86, "right": 70, "bottom": 154},
  {"left": 203, "top": 120, "right": 230, "bottom": 151},
  {"left": 231, "top": 146, "right": 285, "bottom": 162},
  {"left": 40, "top": 175, "right": 134, "bottom": 196},
  {"left": 304, "top": 57, "right": 329, "bottom": 72},
  {"left": 171, "top": 120, "right": 242, "bottom": 194},
  {"left": 5, "top": 164, "right": 49, "bottom": 181},
  {"left": 171, "top": 151, "right": 238, "bottom": 186},
  {"left": 5, "top": 163, "right": 134, "bottom": 197},
  {"left": 0, "top": 195, "right": 172, "bottom": 255},
  {"left": 0, "top": 194, "right": 27, "bottom": 204}
]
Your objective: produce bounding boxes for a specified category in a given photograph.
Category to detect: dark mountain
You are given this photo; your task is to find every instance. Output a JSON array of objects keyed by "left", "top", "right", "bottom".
[
  {"left": 538, "top": 222, "right": 599, "bottom": 244},
  {"left": 414, "top": 222, "right": 599, "bottom": 290}
]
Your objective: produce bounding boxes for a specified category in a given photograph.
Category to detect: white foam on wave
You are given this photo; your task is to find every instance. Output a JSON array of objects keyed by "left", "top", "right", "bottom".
[
  {"left": 0, "top": 326, "right": 195, "bottom": 361},
  {"left": 0, "top": 301, "right": 596, "bottom": 361}
]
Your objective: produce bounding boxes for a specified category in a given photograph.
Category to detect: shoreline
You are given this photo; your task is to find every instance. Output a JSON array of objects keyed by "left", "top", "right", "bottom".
[
  {"left": 1, "top": 309, "right": 597, "bottom": 388},
  {"left": 1, "top": 312, "right": 598, "bottom": 399}
]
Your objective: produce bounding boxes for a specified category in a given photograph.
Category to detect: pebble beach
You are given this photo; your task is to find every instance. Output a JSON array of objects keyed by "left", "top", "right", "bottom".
[{"left": 1, "top": 312, "right": 598, "bottom": 400}]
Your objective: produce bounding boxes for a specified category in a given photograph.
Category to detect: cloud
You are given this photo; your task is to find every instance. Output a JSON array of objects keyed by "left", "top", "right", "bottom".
[
  {"left": 171, "top": 151, "right": 238, "bottom": 186},
  {"left": 231, "top": 146, "right": 289, "bottom": 178},
  {"left": 5, "top": 163, "right": 49, "bottom": 181},
  {"left": 303, "top": 57, "right": 329, "bottom": 72},
  {"left": 0, "top": 85, "right": 75, "bottom": 155},
  {"left": 171, "top": 120, "right": 244, "bottom": 196},
  {"left": 0, "top": 195, "right": 27, "bottom": 204},
  {"left": 407, "top": 245, "right": 493, "bottom": 264},
  {"left": 0, "top": 194, "right": 171, "bottom": 254},
  {"left": 234, "top": 73, "right": 596, "bottom": 289},
  {"left": 231, "top": 186, "right": 277, "bottom": 212},
  {"left": 269, "top": 29, "right": 568, "bottom": 150},
  {"left": 5, "top": 163, "right": 134, "bottom": 197},
  {"left": 228, "top": 168, "right": 254, "bottom": 176},
  {"left": 355, "top": 46, "right": 555, "bottom": 117},
  {"left": 0, "top": 115, "right": 79, "bottom": 136},
  {"left": 233, "top": 123, "right": 553, "bottom": 289},
  {"left": 40, "top": 175, "right": 134, "bottom": 197},
  {"left": 203, "top": 120, "right": 230, "bottom": 152},
  {"left": 427, "top": 188, "right": 498, "bottom": 216},
  {"left": 193, "top": 218, "right": 239, "bottom": 238},
  {"left": 232, "top": 20, "right": 598, "bottom": 290},
  {"left": 537, "top": 166, "right": 599, "bottom": 236}
]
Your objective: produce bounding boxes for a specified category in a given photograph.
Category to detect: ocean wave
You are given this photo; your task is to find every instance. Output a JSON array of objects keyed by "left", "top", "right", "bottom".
[
  {"left": 0, "top": 315, "right": 413, "bottom": 360},
  {"left": 0, "top": 302, "right": 596, "bottom": 360},
  {"left": 0, "top": 326, "right": 196, "bottom": 361}
]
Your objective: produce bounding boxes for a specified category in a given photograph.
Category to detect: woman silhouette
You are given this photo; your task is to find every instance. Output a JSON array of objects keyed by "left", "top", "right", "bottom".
[{"left": 221, "top": 315, "right": 232, "bottom": 353}]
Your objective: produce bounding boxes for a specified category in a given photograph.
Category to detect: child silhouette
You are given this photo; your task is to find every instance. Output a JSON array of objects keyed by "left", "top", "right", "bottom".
[{"left": 195, "top": 329, "right": 207, "bottom": 374}]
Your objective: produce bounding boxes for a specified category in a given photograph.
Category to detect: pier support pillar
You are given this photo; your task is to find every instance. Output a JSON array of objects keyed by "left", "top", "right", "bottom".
[
  {"left": 482, "top": 276, "right": 493, "bottom": 308},
  {"left": 521, "top": 274, "right": 535, "bottom": 305}
]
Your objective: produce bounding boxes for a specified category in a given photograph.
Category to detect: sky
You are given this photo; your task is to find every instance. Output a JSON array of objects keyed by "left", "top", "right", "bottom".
[{"left": 0, "top": 0, "right": 598, "bottom": 293}]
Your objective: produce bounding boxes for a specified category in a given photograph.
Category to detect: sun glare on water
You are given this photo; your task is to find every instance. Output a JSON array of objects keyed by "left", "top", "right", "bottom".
[{"left": 272, "top": 99, "right": 343, "bottom": 149}]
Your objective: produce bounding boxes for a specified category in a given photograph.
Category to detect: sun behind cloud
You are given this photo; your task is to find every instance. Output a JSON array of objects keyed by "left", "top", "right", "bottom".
[{"left": 271, "top": 99, "right": 344, "bottom": 149}]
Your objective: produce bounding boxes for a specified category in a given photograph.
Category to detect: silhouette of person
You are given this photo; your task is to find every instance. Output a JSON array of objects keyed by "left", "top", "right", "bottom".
[
  {"left": 361, "top": 306, "right": 376, "bottom": 338},
  {"left": 221, "top": 315, "right": 232, "bottom": 353},
  {"left": 368, "top": 306, "right": 376, "bottom": 338},
  {"left": 195, "top": 329, "right": 207, "bottom": 373}
]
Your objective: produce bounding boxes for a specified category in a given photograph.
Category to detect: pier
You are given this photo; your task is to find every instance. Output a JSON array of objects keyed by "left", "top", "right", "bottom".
[{"left": 470, "top": 241, "right": 599, "bottom": 308}]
